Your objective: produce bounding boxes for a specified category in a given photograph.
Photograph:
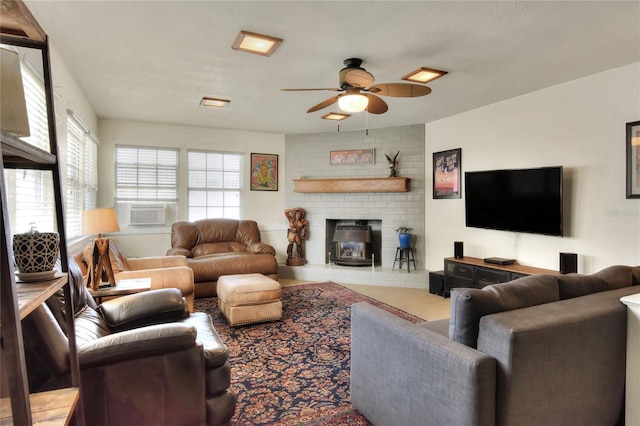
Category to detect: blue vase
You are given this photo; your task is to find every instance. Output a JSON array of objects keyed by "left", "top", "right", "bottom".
[{"left": 398, "top": 233, "right": 412, "bottom": 248}]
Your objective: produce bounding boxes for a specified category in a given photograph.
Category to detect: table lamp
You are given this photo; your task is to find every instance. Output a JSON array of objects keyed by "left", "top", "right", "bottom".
[{"left": 83, "top": 207, "right": 120, "bottom": 289}]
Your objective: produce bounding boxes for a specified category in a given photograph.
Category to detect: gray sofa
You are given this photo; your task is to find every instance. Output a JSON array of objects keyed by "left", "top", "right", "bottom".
[{"left": 351, "top": 265, "right": 640, "bottom": 426}]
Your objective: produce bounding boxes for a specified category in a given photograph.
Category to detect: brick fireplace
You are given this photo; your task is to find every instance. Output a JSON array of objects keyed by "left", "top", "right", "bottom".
[{"left": 284, "top": 124, "right": 425, "bottom": 272}]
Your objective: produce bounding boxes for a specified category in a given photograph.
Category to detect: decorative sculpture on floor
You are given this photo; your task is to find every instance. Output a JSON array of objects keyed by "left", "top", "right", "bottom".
[
  {"left": 385, "top": 151, "right": 399, "bottom": 177},
  {"left": 285, "top": 207, "right": 309, "bottom": 266}
]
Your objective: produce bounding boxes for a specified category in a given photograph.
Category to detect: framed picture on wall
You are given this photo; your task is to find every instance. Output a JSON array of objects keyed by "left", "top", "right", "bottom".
[
  {"left": 329, "top": 149, "right": 375, "bottom": 165},
  {"left": 433, "top": 148, "right": 461, "bottom": 199},
  {"left": 626, "top": 121, "right": 640, "bottom": 199},
  {"left": 250, "top": 153, "right": 278, "bottom": 191}
]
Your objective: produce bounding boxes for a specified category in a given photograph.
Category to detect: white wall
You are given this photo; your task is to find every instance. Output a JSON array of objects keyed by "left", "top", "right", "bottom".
[
  {"left": 425, "top": 62, "right": 640, "bottom": 274},
  {"left": 97, "top": 119, "right": 287, "bottom": 262}
]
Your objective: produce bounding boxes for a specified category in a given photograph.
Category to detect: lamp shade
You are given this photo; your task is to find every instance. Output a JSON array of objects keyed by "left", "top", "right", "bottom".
[
  {"left": 1, "top": 47, "right": 30, "bottom": 136},
  {"left": 338, "top": 93, "right": 368, "bottom": 113},
  {"left": 83, "top": 208, "right": 120, "bottom": 236}
]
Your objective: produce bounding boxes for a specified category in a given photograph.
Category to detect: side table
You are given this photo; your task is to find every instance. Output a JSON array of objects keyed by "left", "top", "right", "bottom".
[
  {"left": 620, "top": 293, "right": 640, "bottom": 426},
  {"left": 89, "top": 277, "right": 152, "bottom": 304}
]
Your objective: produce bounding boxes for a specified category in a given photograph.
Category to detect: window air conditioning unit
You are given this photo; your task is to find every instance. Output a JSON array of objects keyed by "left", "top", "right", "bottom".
[{"left": 129, "top": 204, "right": 167, "bottom": 226}]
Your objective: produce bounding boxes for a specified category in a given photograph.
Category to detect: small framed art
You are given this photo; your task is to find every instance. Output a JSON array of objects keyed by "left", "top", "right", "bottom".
[
  {"left": 250, "top": 153, "right": 278, "bottom": 191},
  {"left": 330, "top": 149, "right": 375, "bottom": 165},
  {"left": 433, "top": 148, "right": 461, "bottom": 199},
  {"left": 626, "top": 121, "right": 640, "bottom": 199}
]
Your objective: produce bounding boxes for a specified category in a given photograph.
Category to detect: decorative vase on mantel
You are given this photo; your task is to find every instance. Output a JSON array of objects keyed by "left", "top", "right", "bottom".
[
  {"left": 395, "top": 227, "right": 413, "bottom": 248},
  {"left": 12, "top": 226, "right": 59, "bottom": 280}
]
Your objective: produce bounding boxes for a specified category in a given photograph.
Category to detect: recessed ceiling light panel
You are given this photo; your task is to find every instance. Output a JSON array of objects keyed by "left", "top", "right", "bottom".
[
  {"left": 232, "top": 30, "right": 283, "bottom": 57},
  {"left": 200, "top": 97, "right": 230, "bottom": 108},
  {"left": 402, "top": 67, "right": 448, "bottom": 84},
  {"left": 321, "top": 112, "right": 350, "bottom": 121}
]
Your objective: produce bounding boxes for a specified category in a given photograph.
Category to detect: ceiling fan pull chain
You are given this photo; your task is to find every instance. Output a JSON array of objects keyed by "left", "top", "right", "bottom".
[{"left": 366, "top": 110, "right": 369, "bottom": 136}]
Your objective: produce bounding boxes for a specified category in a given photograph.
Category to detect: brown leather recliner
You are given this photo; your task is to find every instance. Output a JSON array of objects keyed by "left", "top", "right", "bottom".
[
  {"left": 167, "top": 219, "right": 278, "bottom": 298},
  {"left": 22, "top": 258, "right": 236, "bottom": 426}
]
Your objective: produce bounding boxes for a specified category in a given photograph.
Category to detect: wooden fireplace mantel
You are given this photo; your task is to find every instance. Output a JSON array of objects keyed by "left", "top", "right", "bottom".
[{"left": 292, "top": 177, "right": 410, "bottom": 193}]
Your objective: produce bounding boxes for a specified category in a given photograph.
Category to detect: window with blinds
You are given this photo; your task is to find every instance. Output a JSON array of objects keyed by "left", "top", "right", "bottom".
[
  {"left": 65, "top": 111, "right": 98, "bottom": 239},
  {"left": 20, "top": 52, "right": 49, "bottom": 151},
  {"left": 2, "top": 47, "right": 55, "bottom": 234},
  {"left": 115, "top": 146, "right": 179, "bottom": 202},
  {"left": 187, "top": 150, "right": 242, "bottom": 221}
]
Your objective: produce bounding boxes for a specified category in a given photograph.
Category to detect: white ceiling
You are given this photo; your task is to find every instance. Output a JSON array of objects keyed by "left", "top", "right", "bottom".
[{"left": 25, "top": 1, "right": 640, "bottom": 135}]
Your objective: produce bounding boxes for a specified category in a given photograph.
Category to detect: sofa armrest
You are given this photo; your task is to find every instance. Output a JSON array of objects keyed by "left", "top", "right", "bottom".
[
  {"left": 166, "top": 247, "right": 191, "bottom": 258},
  {"left": 351, "top": 302, "right": 496, "bottom": 426},
  {"left": 99, "top": 288, "right": 189, "bottom": 330},
  {"left": 115, "top": 266, "right": 195, "bottom": 312},
  {"left": 78, "top": 323, "right": 197, "bottom": 368},
  {"left": 246, "top": 242, "right": 276, "bottom": 255},
  {"left": 127, "top": 255, "right": 187, "bottom": 269}
]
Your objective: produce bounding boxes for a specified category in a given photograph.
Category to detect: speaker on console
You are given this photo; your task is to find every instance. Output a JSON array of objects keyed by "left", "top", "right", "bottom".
[
  {"left": 454, "top": 241, "right": 464, "bottom": 259},
  {"left": 560, "top": 252, "right": 578, "bottom": 274}
]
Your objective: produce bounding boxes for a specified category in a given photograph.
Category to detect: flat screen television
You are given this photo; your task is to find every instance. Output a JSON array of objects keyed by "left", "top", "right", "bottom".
[{"left": 464, "top": 166, "right": 563, "bottom": 236}]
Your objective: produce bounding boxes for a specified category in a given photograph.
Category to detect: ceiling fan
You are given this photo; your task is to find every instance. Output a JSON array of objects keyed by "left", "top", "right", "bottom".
[{"left": 281, "top": 58, "right": 438, "bottom": 115}]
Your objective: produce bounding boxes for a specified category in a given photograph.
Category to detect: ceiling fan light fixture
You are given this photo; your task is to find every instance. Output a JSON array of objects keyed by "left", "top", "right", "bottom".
[
  {"left": 338, "top": 93, "right": 368, "bottom": 113},
  {"left": 321, "top": 112, "right": 350, "bottom": 121},
  {"left": 231, "top": 30, "right": 283, "bottom": 57},
  {"left": 200, "top": 97, "right": 230, "bottom": 108},
  {"left": 402, "top": 67, "right": 448, "bottom": 84}
]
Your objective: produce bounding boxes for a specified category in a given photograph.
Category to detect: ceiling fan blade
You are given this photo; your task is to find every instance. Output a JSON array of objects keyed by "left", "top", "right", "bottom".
[
  {"left": 368, "top": 83, "right": 432, "bottom": 97},
  {"left": 281, "top": 88, "right": 342, "bottom": 92},
  {"left": 364, "top": 94, "right": 388, "bottom": 114},
  {"left": 307, "top": 95, "right": 339, "bottom": 113},
  {"left": 344, "top": 69, "right": 375, "bottom": 88}
]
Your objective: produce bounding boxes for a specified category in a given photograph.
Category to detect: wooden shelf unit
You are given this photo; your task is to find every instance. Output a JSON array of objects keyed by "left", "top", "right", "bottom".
[
  {"left": 0, "top": 1, "right": 84, "bottom": 424},
  {"left": 293, "top": 177, "right": 409, "bottom": 193},
  {"left": 0, "top": 388, "right": 79, "bottom": 426}
]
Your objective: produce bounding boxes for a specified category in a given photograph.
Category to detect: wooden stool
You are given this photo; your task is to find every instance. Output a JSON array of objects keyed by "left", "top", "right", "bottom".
[
  {"left": 217, "top": 273, "right": 282, "bottom": 326},
  {"left": 393, "top": 247, "right": 416, "bottom": 273}
]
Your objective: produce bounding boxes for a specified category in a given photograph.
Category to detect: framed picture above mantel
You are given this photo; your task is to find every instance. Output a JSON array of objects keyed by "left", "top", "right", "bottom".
[
  {"left": 330, "top": 149, "right": 375, "bottom": 165},
  {"left": 626, "top": 121, "right": 640, "bottom": 199},
  {"left": 433, "top": 148, "right": 461, "bottom": 199}
]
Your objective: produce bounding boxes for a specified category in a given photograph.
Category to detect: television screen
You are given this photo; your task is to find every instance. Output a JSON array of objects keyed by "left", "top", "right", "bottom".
[{"left": 464, "top": 166, "right": 563, "bottom": 236}]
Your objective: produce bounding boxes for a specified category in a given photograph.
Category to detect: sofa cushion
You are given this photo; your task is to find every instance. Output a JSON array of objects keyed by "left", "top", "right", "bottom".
[
  {"left": 592, "top": 265, "right": 638, "bottom": 289},
  {"left": 449, "top": 274, "right": 559, "bottom": 348},
  {"left": 557, "top": 274, "right": 609, "bottom": 299},
  {"left": 193, "top": 242, "right": 247, "bottom": 257}
]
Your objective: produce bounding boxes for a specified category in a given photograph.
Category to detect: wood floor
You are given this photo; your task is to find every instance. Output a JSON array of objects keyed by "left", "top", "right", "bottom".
[{"left": 280, "top": 279, "right": 450, "bottom": 321}]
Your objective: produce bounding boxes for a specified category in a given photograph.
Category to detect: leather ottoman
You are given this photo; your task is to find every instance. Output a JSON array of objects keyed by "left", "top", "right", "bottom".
[{"left": 217, "top": 273, "right": 282, "bottom": 326}]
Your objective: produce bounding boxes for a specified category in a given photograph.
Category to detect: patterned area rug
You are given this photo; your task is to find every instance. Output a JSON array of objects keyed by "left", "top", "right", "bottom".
[{"left": 194, "top": 282, "right": 423, "bottom": 426}]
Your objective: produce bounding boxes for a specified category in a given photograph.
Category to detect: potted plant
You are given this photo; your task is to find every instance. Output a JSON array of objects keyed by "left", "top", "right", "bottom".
[
  {"left": 394, "top": 227, "right": 413, "bottom": 248},
  {"left": 12, "top": 225, "right": 59, "bottom": 278}
]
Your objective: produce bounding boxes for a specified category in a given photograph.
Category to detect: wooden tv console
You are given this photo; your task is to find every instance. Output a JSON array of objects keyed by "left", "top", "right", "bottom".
[{"left": 444, "top": 256, "right": 558, "bottom": 296}]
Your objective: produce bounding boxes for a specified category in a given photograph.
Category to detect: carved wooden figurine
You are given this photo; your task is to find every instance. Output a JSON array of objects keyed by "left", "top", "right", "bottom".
[{"left": 285, "top": 207, "right": 309, "bottom": 266}]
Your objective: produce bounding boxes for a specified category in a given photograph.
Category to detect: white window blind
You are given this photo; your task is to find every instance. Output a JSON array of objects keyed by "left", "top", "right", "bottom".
[
  {"left": 65, "top": 111, "right": 98, "bottom": 239},
  {"left": 20, "top": 52, "right": 49, "bottom": 151},
  {"left": 115, "top": 146, "right": 178, "bottom": 202},
  {"left": 2, "top": 48, "right": 55, "bottom": 234},
  {"left": 187, "top": 150, "right": 242, "bottom": 221}
]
